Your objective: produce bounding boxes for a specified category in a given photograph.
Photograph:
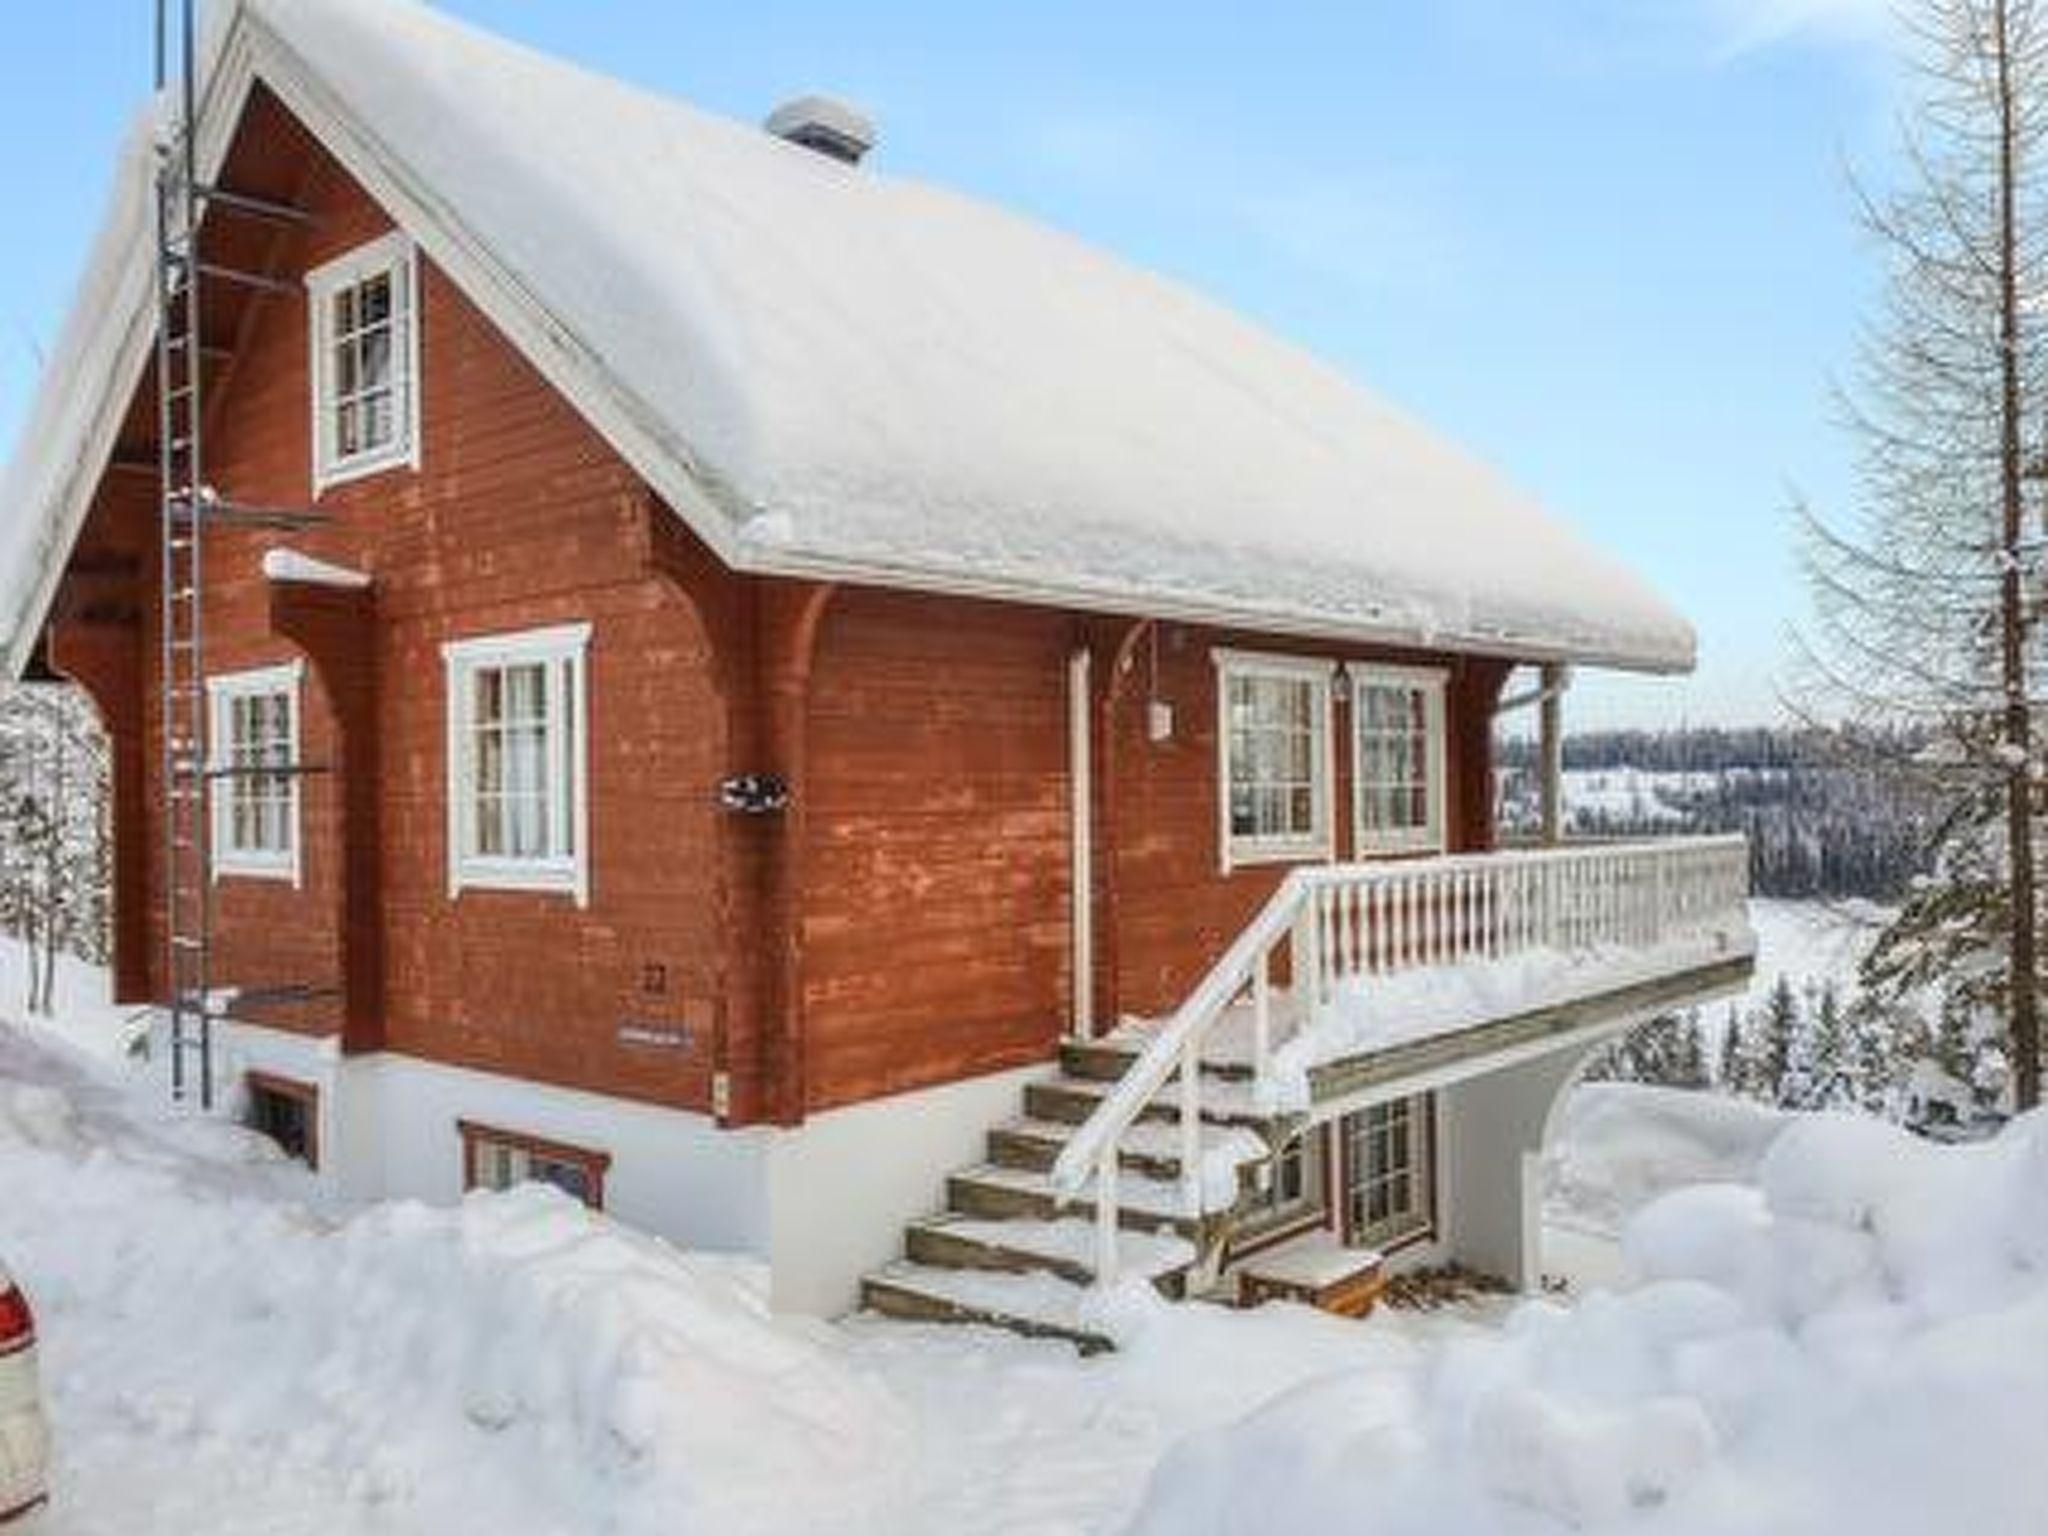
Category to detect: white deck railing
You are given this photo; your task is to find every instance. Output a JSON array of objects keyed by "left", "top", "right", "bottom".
[{"left": 1049, "top": 835, "right": 1750, "bottom": 1286}]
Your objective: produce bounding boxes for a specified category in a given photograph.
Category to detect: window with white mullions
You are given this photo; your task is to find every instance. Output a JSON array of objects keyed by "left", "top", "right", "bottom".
[
  {"left": 207, "top": 661, "right": 303, "bottom": 883},
  {"left": 1343, "top": 1094, "right": 1434, "bottom": 1249},
  {"left": 307, "top": 231, "right": 419, "bottom": 491},
  {"left": 444, "top": 623, "right": 591, "bottom": 903},
  {"left": 1350, "top": 666, "right": 1446, "bottom": 854},
  {"left": 1214, "top": 650, "right": 1334, "bottom": 869}
]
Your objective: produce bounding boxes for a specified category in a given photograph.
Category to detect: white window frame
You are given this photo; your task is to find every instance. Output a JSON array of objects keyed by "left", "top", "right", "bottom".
[
  {"left": 206, "top": 660, "right": 304, "bottom": 886},
  {"left": 443, "top": 622, "right": 592, "bottom": 906},
  {"left": 1348, "top": 663, "right": 1449, "bottom": 857},
  {"left": 306, "top": 230, "right": 422, "bottom": 494},
  {"left": 1213, "top": 647, "right": 1336, "bottom": 872}
]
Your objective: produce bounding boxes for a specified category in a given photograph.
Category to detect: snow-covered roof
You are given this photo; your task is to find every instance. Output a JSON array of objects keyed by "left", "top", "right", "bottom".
[{"left": 0, "top": 0, "right": 1697, "bottom": 678}]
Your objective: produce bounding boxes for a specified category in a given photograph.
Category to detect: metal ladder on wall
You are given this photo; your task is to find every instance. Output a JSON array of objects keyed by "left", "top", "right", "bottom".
[{"left": 154, "top": 0, "right": 326, "bottom": 1107}]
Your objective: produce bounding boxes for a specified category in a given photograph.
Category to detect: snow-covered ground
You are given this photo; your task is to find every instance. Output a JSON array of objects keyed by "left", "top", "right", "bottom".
[{"left": 5, "top": 915, "right": 2044, "bottom": 1535}]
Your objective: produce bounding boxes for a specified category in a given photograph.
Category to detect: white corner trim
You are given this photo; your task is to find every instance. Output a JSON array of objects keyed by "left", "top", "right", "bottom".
[
  {"left": 306, "top": 229, "right": 423, "bottom": 497},
  {"left": 442, "top": 621, "right": 593, "bottom": 908},
  {"left": 1209, "top": 646, "right": 1339, "bottom": 681},
  {"left": 206, "top": 659, "right": 308, "bottom": 888}
]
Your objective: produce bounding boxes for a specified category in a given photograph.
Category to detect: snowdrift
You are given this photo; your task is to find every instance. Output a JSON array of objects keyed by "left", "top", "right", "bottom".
[
  {"left": 0, "top": 1038, "right": 910, "bottom": 1535},
  {"left": 1547, "top": 1082, "right": 1789, "bottom": 1228},
  {"left": 1131, "top": 1106, "right": 2048, "bottom": 1535}
]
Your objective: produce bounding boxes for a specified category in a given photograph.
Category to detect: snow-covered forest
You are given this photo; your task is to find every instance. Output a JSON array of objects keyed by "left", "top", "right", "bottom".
[
  {"left": 0, "top": 686, "right": 108, "bottom": 1016},
  {"left": 1498, "top": 726, "right": 1932, "bottom": 901}
]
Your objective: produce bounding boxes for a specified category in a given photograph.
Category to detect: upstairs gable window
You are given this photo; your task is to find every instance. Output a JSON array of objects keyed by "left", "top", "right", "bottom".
[{"left": 307, "top": 232, "right": 420, "bottom": 492}]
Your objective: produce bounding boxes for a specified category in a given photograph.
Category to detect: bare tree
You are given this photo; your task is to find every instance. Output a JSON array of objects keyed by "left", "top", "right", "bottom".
[{"left": 1795, "top": 0, "right": 2048, "bottom": 1110}]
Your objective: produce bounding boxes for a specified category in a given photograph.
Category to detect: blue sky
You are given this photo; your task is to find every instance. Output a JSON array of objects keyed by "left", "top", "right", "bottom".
[{"left": 0, "top": 0, "right": 1901, "bottom": 727}]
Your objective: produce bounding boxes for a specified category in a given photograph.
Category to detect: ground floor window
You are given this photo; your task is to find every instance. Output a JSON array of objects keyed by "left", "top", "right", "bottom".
[
  {"left": 458, "top": 1119, "right": 609, "bottom": 1210},
  {"left": 1238, "top": 1126, "right": 1328, "bottom": 1239},
  {"left": 1342, "top": 1093, "right": 1434, "bottom": 1249},
  {"left": 245, "top": 1072, "right": 318, "bottom": 1169}
]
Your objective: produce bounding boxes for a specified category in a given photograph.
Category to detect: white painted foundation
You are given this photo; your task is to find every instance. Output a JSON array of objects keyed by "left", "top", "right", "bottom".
[{"left": 157, "top": 1013, "right": 1036, "bottom": 1317}]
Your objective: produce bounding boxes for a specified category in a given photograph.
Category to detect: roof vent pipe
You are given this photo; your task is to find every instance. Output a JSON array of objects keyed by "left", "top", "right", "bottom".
[{"left": 764, "top": 95, "right": 877, "bottom": 165}]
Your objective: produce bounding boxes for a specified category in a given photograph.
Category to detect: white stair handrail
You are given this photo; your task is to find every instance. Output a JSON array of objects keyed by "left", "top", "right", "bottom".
[{"left": 1048, "top": 834, "right": 1751, "bottom": 1289}]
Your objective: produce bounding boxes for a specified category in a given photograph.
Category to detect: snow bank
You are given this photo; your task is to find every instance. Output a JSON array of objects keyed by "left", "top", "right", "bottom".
[
  {"left": 1131, "top": 1107, "right": 2048, "bottom": 1535},
  {"left": 0, "top": 1030, "right": 910, "bottom": 1535},
  {"left": 1548, "top": 1082, "right": 1788, "bottom": 1229}
]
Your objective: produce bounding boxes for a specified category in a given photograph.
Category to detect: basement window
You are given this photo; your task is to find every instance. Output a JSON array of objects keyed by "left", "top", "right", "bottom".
[
  {"left": 207, "top": 660, "right": 303, "bottom": 883},
  {"left": 442, "top": 622, "right": 591, "bottom": 904},
  {"left": 1350, "top": 666, "right": 1448, "bottom": 855},
  {"left": 1214, "top": 648, "right": 1335, "bottom": 870},
  {"left": 244, "top": 1072, "right": 318, "bottom": 1169},
  {"left": 307, "top": 231, "right": 421, "bottom": 493},
  {"left": 459, "top": 1120, "right": 609, "bottom": 1210}
]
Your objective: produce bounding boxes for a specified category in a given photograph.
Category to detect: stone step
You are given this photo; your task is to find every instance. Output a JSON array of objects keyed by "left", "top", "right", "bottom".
[
  {"left": 904, "top": 1211, "right": 1194, "bottom": 1296},
  {"left": 1021, "top": 1072, "right": 1275, "bottom": 1132},
  {"left": 1059, "top": 1035, "right": 1256, "bottom": 1084},
  {"left": 860, "top": 1261, "right": 1114, "bottom": 1354},
  {"left": 987, "top": 1115, "right": 1265, "bottom": 1185}
]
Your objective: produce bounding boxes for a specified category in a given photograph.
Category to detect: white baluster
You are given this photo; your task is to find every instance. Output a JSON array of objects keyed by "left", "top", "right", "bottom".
[{"left": 1179, "top": 1036, "right": 1202, "bottom": 1219}]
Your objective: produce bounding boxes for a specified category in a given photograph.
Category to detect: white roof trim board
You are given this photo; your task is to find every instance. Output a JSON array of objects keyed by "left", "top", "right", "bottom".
[{"left": 0, "top": 0, "right": 1696, "bottom": 679}]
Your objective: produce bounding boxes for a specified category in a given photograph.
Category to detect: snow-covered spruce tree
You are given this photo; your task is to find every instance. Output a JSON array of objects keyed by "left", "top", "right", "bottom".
[
  {"left": 0, "top": 685, "right": 111, "bottom": 1013},
  {"left": 1796, "top": 0, "right": 2048, "bottom": 1109}
]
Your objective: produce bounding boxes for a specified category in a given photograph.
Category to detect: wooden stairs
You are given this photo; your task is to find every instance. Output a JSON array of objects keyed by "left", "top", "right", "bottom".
[{"left": 858, "top": 1034, "right": 1289, "bottom": 1353}]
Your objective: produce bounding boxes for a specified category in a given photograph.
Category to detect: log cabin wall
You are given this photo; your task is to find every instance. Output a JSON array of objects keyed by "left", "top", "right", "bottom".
[
  {"left": 794, "top": 594, "right": 1512, "bottom": 1114},
  {"left": 1097, "top": 625, "right": 1511, "bottom": 1022},
  {"left": 44, "top": 87, "right": 1519, "bottom": 1129},
  {"left": 55, "top": 90, "right": 738, "bottom": 1116}
]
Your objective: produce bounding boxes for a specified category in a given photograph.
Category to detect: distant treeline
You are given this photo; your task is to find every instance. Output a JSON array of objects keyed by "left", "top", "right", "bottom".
[{"left": 1498, "top": 725, "right": 1934, "bottom": 902}]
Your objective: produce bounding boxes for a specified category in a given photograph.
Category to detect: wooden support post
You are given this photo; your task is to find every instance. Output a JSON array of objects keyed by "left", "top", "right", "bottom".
[{"left": 1539, "top": 662, "right": 1567, "bottom": 847}]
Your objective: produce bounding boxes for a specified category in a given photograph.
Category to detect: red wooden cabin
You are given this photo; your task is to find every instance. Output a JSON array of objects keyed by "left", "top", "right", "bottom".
[{"left": 0, "top": 0, "right": 1751, "bottom": 1334}]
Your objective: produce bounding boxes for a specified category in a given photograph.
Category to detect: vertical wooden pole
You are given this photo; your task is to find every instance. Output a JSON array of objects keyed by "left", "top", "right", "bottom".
[{"left": 1539, "top": 662, "right": 1566, "bottom": 847}]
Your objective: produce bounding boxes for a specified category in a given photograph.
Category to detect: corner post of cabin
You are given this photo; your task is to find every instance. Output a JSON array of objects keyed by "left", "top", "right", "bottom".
[
  {"left": 268, "top": 576, "right": 382, "bottom": 1053},
  {"left": 751, "top": 578, "right": 834, "bottom": 1128},
  {"left": 1090, "top": 617, "right": 1152, "bottom": 1035},
  {"left": 43, "top": 617, "right": 150, "bottom": 1005},
  {"left": 1539, "top": 661, "right": 1569, "bottom": 846},
  {"left": 1067, "top": 643, "right": 1094, "bottom": 1041}
]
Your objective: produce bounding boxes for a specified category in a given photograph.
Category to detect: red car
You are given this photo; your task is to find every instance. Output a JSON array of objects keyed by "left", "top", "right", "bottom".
[{"left": 0, "top": 1265, "right": 46, "bottom": 1527}]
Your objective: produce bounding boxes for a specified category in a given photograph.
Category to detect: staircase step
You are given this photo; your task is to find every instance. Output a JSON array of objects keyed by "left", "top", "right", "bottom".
[
  {"left": 905, "top": 1211, "right": 1195, "bottom": 1295},
  {"left": 948, "top": 1160, "right": 1234, "bottom": 1235},
  {"left": 1060, "top": 1035, "right": 1255, "bottom": 1084},
  {"left": 1021, "top": 1072, "right": 1273, "bottom": 1131},
  {"left": 860, "top": 1261, "right": 1114, "bottom": 1354},
  {"left": 988, "top": 1115, "right": 1265, "bottom": 1183}
]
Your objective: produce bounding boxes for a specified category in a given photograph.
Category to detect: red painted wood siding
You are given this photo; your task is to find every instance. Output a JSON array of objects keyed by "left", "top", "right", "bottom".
[{"left": 49, "top": 86, "right": 1521, "bottom": 1126}]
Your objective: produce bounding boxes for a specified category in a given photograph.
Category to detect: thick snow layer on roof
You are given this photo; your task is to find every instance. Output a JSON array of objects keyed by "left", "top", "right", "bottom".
[{"left": 0, "top": 0, "right": 1693, "bottom": 673}]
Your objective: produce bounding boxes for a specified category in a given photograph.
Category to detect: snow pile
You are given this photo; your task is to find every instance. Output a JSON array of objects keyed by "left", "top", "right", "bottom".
[
  {"left": 1131, "top": 1108, "right": 2048, "bottom": 1535},
  {"left": 1547, "top": 1082, "right": 1788, "bottom": 1229},
  {"left": 0, "top": 1034, "right": 910, "bottom": 1535}
]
